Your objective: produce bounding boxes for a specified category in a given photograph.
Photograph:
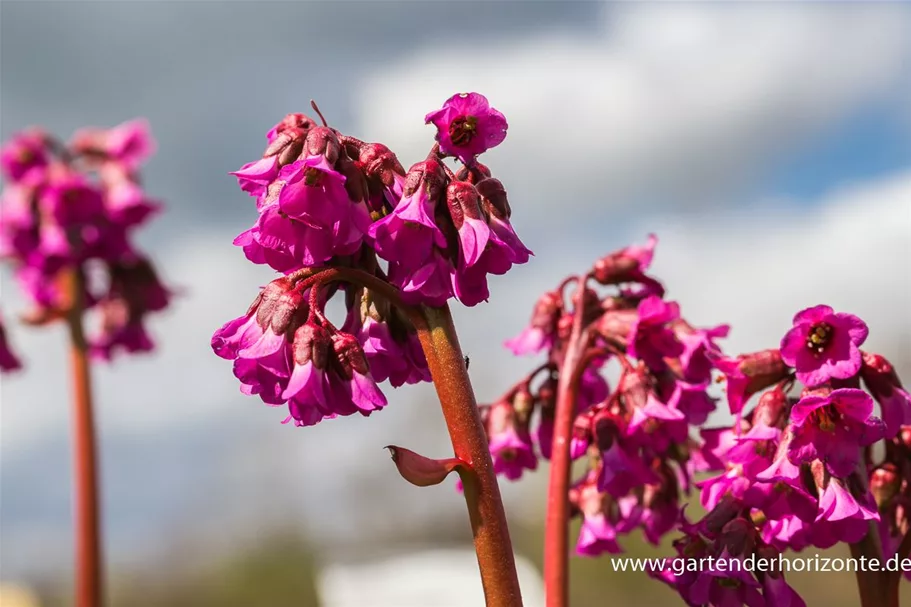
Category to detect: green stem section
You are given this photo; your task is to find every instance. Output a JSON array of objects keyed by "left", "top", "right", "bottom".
[{"left": 416, "top": 305, "right": 523, "bottom": 607}]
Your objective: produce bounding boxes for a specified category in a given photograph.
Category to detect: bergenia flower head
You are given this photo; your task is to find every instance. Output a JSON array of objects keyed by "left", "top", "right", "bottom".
[
  {"left": 215, "top": 93, "right": 529, "bottom": 430},
  {"left": 0, "top": 120, "right": 171, "bottom": 362},
  {"left": 780, "top": 305, "right": 868, "bottom": 387},
  {"left": 425, "top": 92, "right": 507, "bottom": 164}
]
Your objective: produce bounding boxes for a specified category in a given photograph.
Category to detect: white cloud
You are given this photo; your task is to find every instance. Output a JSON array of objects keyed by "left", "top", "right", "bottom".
[
  {"left": 649, "top": 170, "right": 911, "bottom": 361},
  {"left": 354, "top": 4, "right": 911, "bottom": 216}
]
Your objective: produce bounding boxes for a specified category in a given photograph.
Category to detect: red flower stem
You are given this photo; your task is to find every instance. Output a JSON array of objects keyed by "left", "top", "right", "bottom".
[
  {"left": 849, "top": 520, "right": 888, "bottom": 606},
  {"left": 886, "top": 528, "right": 911, "bottom": 607},
  {"left": 544, "top": 276, "right": 590, "bottom": 607},
  {"left": 416, "top": 304, "right": 523, "bottom": 607},
  {"left": 64, "top": 267, "right": 104, "bottom": 607}
]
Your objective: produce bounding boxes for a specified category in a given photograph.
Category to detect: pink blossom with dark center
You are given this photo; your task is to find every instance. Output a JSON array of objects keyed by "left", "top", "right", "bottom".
[
  {"left": 787, "top": 388, "right": 884, "bottom": 477},
  {"left": 425, "top": 92, "right": 508, "bottom": 164},
  {"left": 780, "top": 305, "right": 868, "bottom": 387}
]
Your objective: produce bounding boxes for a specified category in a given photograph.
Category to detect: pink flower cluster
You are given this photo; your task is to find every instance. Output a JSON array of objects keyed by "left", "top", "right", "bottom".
[
  {"left": 684, "top": 306, "right": 911, "bottom": 599},
  {"left": 215, "top": 93, "right": 528, "bottom": 425},
  {"left": 0, "top": 121, "right": 171, "bottom": 362},
  {"left": 489, "top": 237, "right": 911, "bottom": 606}
]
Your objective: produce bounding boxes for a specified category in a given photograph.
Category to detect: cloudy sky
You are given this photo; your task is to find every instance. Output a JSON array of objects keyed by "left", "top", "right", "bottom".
[{"left": 1, "top": 1, "right": 910, "bottom": 584}]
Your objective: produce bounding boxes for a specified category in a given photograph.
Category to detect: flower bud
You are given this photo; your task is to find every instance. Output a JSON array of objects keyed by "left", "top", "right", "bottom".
[
  {"left": 619, "top": 364, "right": 651, "bottom": 411},
  {"left": 701, "top": 494, "right": 743, "bottom": 537},
  {"left": 717, "top": 516, "right": 757, "bottom": 557},
  {"left": 402, "top": 158, "right": 448, "bottom": 202},
  {"left": 591, "top": 235, "right": 657, "bottom": 286},
  {"left": 596, "top": 309, "right": 639, "bottom": 342},
  {"left": 860, "top": 351, "right": 911, "bottom": 437},
  {"left": 752, "top": 387, "right": 790, "bottom": 429},
  {"left": 336, "top": 155, "right": 369, "bottom": 205},
  {"left": 302, "top": 126, "right": 341, "bottom": 165},
  {"left": 455, "top": 162, "right": 492, "bottom": 184},
  {"left": 358, "top": 142, "right": 405, "bottom": 189},
  {"left": 446, "top": 181, "right": 484, "bottom": 229},
  {"left": 512, "top": 384, "right": 535, "bottom": 425},
  {"left": 475, "top": 177, "right": 510, "bottom": 219},
  {"left": 291, "top": 322, "right": 331, "bottom": 369},
  {"left": 331, "top": 332, "right": 371, "bottom": 378},
  {"left": 870, "top": 463, "right": 901, "bottom": 508}
]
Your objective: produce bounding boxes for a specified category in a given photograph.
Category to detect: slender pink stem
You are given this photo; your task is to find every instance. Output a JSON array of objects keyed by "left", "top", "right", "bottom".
[
  {"left": 544, "top": 277, "right": 590, "bottom": 607},
  {"left": 64, "top": 268, "right": 104, "bottom": 607},
  {"left": 416, "top": 305, "right": 523, "bottom": 607}
]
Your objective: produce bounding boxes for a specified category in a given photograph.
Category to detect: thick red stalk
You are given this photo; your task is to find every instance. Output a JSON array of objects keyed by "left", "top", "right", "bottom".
[
  {"left": 886, "top": 529, "right": 911, "bottom": 607},
  {"left": 415, "top": 305, "right": 523, "bottom": 607},
  {"left": 849, "top": 522, "right": 890, "bottom": 607},
  {"left": 544, "top": 278, "right": 589, "bottom": 607},
  {"left": 64, "top": 268, "right": 104, "bottom": 607}
]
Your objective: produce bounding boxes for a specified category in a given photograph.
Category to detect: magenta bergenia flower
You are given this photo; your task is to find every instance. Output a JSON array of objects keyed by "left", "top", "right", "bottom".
[
  {"left": 626, "top": 296, "right": 683, "bottom": 370},
  {"left": 71, "top": 119, "right": 156, "bottom": 170},
  {"left": 860, "top": 351, "right": 911, "bottom": 438},
  {"left": 0, "top": 315, "right": 23, "bottom": 372},
  {"left": 573, "top": 476, "right": 623, "bottom": 556},
  {"left": 787, "top": 388, "right": 884, "bottom": 477},
  {"left": 714, "top": 349, "right": 790, "bottom": 415},
  {"left": 1, "top": 130, "right": 48, "bottom": 183},
  {"left": 485, "top": 400, "right": 537, "bottom": 481},
  {"left": 504, "top": 290, "right": 563, "bottom": 356},
  {"left": 425, "top": 92, "right": 507, "bottom": 164},
  {"left": 780, "top": 305, "right": 868, "bottom": 387}
]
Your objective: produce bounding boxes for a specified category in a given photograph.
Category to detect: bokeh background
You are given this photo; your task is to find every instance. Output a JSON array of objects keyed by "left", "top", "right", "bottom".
[{"left": 2, "top": 2, "right": 910, "bottom": 606}]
